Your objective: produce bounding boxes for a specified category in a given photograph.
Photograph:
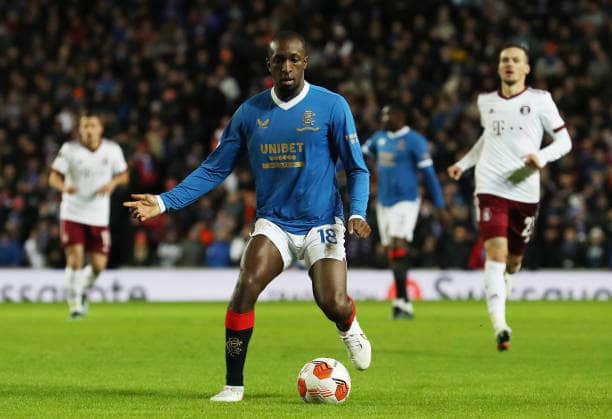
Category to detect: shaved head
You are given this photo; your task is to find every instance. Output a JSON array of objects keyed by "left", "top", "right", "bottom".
[{"left": 267, "top": 31, "right": 307, "bottom": 58}]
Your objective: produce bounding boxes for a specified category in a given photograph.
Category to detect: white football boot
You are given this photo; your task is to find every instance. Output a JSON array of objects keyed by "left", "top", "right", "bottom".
[
  {"left": 392, "top": 298, "right": 414, "bottom": 320},
  {"left": 210, "top": 385, "right": 244, "bottom": 402},
  {"left": 338, "top": 318, "right": 371, "bottom": 370}
]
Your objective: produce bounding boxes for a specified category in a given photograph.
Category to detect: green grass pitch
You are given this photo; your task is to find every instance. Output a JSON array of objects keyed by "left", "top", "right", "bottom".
[{"left": 1, "top": 300, "right": 611, "bottom": 417}]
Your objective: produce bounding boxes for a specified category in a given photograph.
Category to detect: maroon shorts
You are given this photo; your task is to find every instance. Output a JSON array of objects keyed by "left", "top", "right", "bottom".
[
  {"left": 475, "top": 194, "right": 538, "bottom": 256},
  {"left": 60, "top": 220, "right": 111, "bottom": 255}
]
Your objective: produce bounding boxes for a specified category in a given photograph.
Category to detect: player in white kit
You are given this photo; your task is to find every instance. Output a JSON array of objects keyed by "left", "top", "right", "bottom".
[
  {"left": 447, "top": 44, "right": 572, "bottom": 350},
  {"left": 50, "top": 113, "right": 129, "bottom": 319}
]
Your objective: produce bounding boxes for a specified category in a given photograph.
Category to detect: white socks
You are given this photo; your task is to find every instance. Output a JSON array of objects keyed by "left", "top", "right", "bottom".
[
  {"left": 66, "top": 265, "right": 100, "bottom": 313},
  {"left": 65, "top": 267, "right": 83, "bottom": 313},
  {"left": 484, "top": 260, "right": 508, "bottom": 332},
  {"left": 338, "top": 318, "right": 363, "bottom": 336},
  {"left": 81, "top": 264, "right": 99, "bottom": 290}
]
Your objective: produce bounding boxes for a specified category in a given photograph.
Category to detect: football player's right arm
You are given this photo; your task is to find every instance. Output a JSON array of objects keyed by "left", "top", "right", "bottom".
[
  {"left": 49, "top": 170, "right": 77, "bottom": 194},
  {"left": 448, "top": 134, "right": 484, "bottom": 180},
  {"left": 50, "top": 145, "right": 78, "bottom": 194},
  {"left": 123, "top": 194, "right": 161, "bottom": 222}
]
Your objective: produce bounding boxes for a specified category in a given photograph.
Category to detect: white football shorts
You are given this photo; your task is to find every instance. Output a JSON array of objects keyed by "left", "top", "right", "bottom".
[
  {"left": 246, "top": 217, "right": 346, "bottom": 270},
  {"left": 376, "top": 200, "right": 420, "bottom": 246}
]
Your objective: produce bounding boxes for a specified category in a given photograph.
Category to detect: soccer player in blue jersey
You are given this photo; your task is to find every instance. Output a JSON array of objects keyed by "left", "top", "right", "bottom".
[
  {"left": 124, "top": 31, "right": 372, "bottom": 402},
  {"left": 363, "top": 103, "right": 444, "bottom": 320}
]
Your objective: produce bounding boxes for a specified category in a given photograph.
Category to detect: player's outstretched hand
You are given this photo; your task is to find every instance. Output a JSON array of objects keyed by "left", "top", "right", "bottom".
[
  {"left": 348, "top": 218, "right": 371, "bottom": 238},
  {"left": 447, "top": 165, "right": 463, "bottom": 180},
  {"left": 123, "top": 194, "right": 161, "bottom": 222}
]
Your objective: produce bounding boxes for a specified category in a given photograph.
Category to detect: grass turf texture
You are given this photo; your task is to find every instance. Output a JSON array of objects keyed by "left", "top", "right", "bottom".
[{"left": 1, "top": 301, "right": 611, "bottom": 417}]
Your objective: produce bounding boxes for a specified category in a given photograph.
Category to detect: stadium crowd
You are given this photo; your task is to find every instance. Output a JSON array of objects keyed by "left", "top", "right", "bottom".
[{"left": 0, "top": 0, "right": 610, "bottom": 269}]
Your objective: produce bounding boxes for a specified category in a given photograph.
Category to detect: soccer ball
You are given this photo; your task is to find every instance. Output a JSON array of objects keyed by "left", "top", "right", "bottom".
[{"left": 297, "top": 357, "right": 351, "bottom": 404}]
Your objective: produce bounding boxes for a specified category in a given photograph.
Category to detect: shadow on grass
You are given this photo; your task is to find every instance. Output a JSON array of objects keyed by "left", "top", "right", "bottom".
[
  {"left": 1, "top": 382, "right": 205, "bottom": 400},
  {"left": 1, "top": 383, "right": 293, "bottom": 404}
]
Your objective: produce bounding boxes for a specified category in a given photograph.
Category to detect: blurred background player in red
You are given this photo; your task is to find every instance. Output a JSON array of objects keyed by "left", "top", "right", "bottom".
[
  {"left": 49, "top": 113, "right": 129, "bottom": 318},
  {"left": 447, "top": 44, "right": 572, "bottom": 350}
]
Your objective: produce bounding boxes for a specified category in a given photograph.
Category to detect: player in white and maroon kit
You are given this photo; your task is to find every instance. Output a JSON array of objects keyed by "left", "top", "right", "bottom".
[
  {"left": 447, "top": 44, "right": 572, "bottom": 351},
  {"left": 50, "top": 114, "right": 129, "bottom": 319}
]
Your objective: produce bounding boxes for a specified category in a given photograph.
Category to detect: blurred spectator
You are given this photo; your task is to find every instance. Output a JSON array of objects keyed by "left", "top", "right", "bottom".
[
  {"left": 178, "top": 222, "right": 206, "bottom": 267},
  {"left": 559, "top": 226, "right": 585, "bottom": 268},
  {"left": 157, "top": 230, "right": 182, "bottom": 267},
  {"left": 131, "top": 230, "right": 153, "bottom": 266},
  {"left": 441, "top": 225, "right": 474, "bottom": 269},
  {"left": 205, "top": 229, "right": 232, "bottom": 267},
  {"left": 42, "top": 222, "right": 65, "bottom": 269},
  {"left": 23, "top": 225, "right": 45, "bottom": 268},
  {"left": 584, "top": 227, "right": 607, "bottom": 268},
  {"left": 0, "top": 230, "right": 23, "bottom": 266},
  {"left": 230, "top": 224, "right": 253, "bottom": 266}
]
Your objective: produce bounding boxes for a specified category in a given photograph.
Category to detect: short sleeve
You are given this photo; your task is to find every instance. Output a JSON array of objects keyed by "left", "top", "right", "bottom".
[
  {"left": 112, "top": 143, "right": 128, "bottom": 174},
  {"left": 51, "top": 143, "right": 70, "bottom": 174}
]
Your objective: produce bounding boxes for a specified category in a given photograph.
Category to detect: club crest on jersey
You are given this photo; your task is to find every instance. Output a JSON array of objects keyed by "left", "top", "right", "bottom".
[
  {"left": 520, "top": 105, "right": 531, "bottom": 115},
  {"left": 397, "top": 139, "right": 406, "bottom": 150},
  {"left": 257, "top": 118, "right": 270, "bottom": 128},
  {"left": 296, "top": 110, "right": 320, "bottom": 132}
]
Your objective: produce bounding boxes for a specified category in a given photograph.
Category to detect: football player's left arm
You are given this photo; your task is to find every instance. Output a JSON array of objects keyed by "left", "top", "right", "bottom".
[
  {"left": 331, "top": 96, "right": 371, "bottom": 238},
  {"left": 97, "top": 170, "right": 129, "bottom": 195},
  {"left": 421, "top": 166, "right": 445, "bottom": 209},
  {"left": 415, "top": 138, "right": 444, "bottom": 209},
  {"left": 98, "top": 144, "right": 130, "bottom": 194},
  {"left": 528, "top": 93, "right": 572, "bottom": 169}
]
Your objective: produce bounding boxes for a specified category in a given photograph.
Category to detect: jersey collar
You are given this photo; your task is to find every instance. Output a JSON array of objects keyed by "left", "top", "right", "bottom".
[
  {"left": 387, "top": 126, "right": 410, "bottom": 139},
  {"left": 497, "top": 86, "right": 528, "bottom": 100},
  {"left": 271, "top": 81, "right": 310, "bottom": 110}
]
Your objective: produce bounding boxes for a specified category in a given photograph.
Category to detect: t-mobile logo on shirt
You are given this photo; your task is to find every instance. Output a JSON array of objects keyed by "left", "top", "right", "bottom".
[{"left": 492, "top": 120, "right": 504, "bottom": 136}]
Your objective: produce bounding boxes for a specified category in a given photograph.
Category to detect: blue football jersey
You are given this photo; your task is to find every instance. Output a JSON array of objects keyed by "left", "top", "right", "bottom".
[
  {"left": 160, "top": 82, "right": 369, "bottom": 234},
  {"left": 363, "top": 126, "right": 444, "bottom": 208}
]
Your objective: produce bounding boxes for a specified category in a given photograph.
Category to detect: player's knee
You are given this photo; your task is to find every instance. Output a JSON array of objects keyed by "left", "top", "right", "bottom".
[
  {"left": 235, "top": 273, "right": 266, "bottom": 300},
  {"left": 65, "top": 254, "right": 83, "bottom": 270},
  {"left": 484, "top": 239, "right": 507, "bottom": 262},
  {"left": 66, "top": 260, "right": 81, "bottom": 270},
  {"left": 506, "top": 259, "right": 521, "bottom": 274},
  {"left": 317, "top": 292, "right": 350, "bottom": 321},
  {"left": 91, "top": 263, "right": 105, "bottom": 275}
]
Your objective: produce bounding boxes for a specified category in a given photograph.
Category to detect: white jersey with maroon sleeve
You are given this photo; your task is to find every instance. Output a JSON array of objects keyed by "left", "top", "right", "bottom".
[
  {"left": 51, "top": 139, "right": 128, "bottom": 226},
  {"left": 456, "top": 87, "right": 571, "bottom": 203}
]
